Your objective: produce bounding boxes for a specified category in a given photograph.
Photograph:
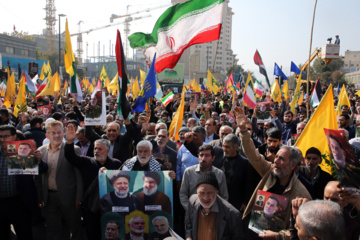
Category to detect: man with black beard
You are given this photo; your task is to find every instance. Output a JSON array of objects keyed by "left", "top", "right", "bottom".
[
  {"left": 151, "top": 129, "right": 177, "bottom": 172},
  {"left": 257, "top": 128, "right": 282, "bottom": 163},
  {"left": 136, "top": 172, "right": 172, "bottom": 215},
  {"left": 100, "top": 171, "right": 142, "bottom": 216}
]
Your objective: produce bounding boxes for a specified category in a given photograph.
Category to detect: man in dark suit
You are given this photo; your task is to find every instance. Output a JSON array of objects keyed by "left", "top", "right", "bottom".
[
  {"left": 204, "top": 118, "right": 220, "bottom": 143},
  {"left": 185, "top": 172, "right": 241, "bottom": 239},
  {"left": 85, "top": 118, "right": 134, "bottom": 163},
  {"left": 0, "top": 125, "right": 47, "bottom": 239},
  {"left": 36, "top": 120, "right": 83, "bottom": 240},
  {"left": 151, "top": 129, "right": 177, "bottom": 171},
  {"left": 24, "top": 116, "right": 46, "bottom": 148},
  {"left": 75, "top": 127, "right": 94, "bottom": 157}
]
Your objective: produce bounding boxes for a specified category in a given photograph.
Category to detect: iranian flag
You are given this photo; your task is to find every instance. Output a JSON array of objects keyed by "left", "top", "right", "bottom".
[
  {"left": 254, "top": 50, "right": 271, "bottom": 90},
  {"left": 244, "top": 76, "right": 256, "bottom": 109},
  {"left": 129, "top": 0, "right": 224, "bottom": 73},
  {"left": 161, "top": 91, "right": 174, "bottom": 106},
  {"left": 24, "top": 71, "right": 37, "bottom": 96},
  {"left": 254, "top": 79, "right": 265, "bottom": 96},
  {"left": 311, "top": 78, "right": 322, "bottom": 108}
]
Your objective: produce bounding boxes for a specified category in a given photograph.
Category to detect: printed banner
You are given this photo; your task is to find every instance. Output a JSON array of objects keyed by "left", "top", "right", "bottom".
[
  {"left": 324, "top": 128, "right": 360, "bottom": 191},
  {"left": 85, "top": 90, "right": 106, "bottom": 126},
  {"left": 37, "top": 105, "right": 52, "bottom": 116},
  {"left": 99, "top": 170, "right": 174, "bottom": 240},
  {"left": 6, "top": 140, "right": 38, "bottom": 175},
  {"left": 249, "top": 190, "right": 289, "bottom": 234}
]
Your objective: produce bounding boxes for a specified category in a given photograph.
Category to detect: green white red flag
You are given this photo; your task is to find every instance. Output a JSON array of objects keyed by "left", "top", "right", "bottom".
[{"left": 161, "top": 91, "right": 174, "bottom": 106}]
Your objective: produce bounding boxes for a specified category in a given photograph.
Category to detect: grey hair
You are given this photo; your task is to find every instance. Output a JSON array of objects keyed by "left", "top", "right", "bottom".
[
  {"left": 155, "top": 122, "right": 167, "bottom": 130},
  {"left": 220, "top": 125, "right": 233, "bottom": 133},
  {"left": 192, "top": 126, "right": 206, "bottom": 137},
  {"left": 151, "top": 216, "right": 169, "bottom": 226},
  {"left": 129, "top": 216, "right": 145, "bottom": 225},
  {"left": 280, "top": 145, "right": 300, "bottom": 164},
  {"left": 223, "top": 134, "right": 239, "bottom": 147},
  {"left": 136, "top": 140, "right": 153, "bottom": 151},
  {"left": 298, "top": 200, "right": 345, "bottom": 240},
  {"left": 95, "top": 139, "right": 111, "bottom": 150},
  {"left": 107, "top": 122, "right": 120, "bottom": 131},
  {"left": 158, "top": 129, "right": 169, "bottom": 137}
]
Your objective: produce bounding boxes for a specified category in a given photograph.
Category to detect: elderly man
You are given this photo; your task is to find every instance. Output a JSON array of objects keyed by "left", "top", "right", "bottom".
[
  {"left": 207, "top": 125, "right": 232, "bottom": 147},
  {"left": 151, "top": 129, "right": 177, "bottom": 171},
  {"left": 286, "top": 122, "right": 306, "bottom": 146},
  {"left": 234, "top": 106, "right": 311, "bottom": 239},
  {"left": 100, "top": 171, "right": 142, "bottom": 216},
  {"left": 121, "top": 140, "right": 162, "bottom": 171},
  {"left": 105, "top": 220, "right": 120, "bottom": 240},
  {"left": 175, "top": 127, "right": 190, "bottom": 149},
  {"left": 85, "top": 117, "right": 134, "bottom": 162},
  {"left": 136, "top": 171, "right": 172, "bottom": 215},
  {"left": 36, "top": 121, "right": 84, "bottom": 240},
  {"left": 145, "top": 122, "right": 177, "bottom": 151},
  {"left": 180, "top": 144, "right": 228, "bottom": 212},
  {"left": 126, "top": 216, "right": 148, "bottom": 240},
  {"left": 187, "top": 118, "right": 197, "bottom": 130},
  {"left": 185, "top": 172, "right": 241, "bottom": 240},
  {"left": 150, "top": 216, "right": 172, "bottom": 240},
  {"left": 65, "top": 125, "right": 123, "bottom": 240},
  {"left": 295, "top": 200, "right": 345, "bottom": 240}
]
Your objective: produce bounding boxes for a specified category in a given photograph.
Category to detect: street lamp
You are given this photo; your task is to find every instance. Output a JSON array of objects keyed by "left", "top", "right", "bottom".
[{"left": 58, "top": 14, "right": 66, "bottom": 77}]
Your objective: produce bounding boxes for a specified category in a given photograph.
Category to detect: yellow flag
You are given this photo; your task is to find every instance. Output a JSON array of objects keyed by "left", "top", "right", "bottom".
[
  {"left": 295, "top": 84, "right": 338, "bottom": 174},
  {"left": 46, "top": 61, "right": 52, "bottom": 77},
  {"left": 64, "top": 19, "right": 75, "bottom": 76},
  {"left": 191, "top": 78, "right": 201, "bottom": 92},
  {"left": 99, "top": 66, "right": 110, "bottom": 89},
  {"left": 297, "top": 92, "right": 304, "bottom": 104},
  {"left": 37, "top": 72, "right": 58, "bottom": 97},
  {"left": 54, "top": 73, "right": 61, "bottom": 92},
  {"left": 39, "top": 63, "right": 46, "bottom": 80},
  {"left": 282, "top": 80, "right": 290, "bottom": 100},
  {"left": 169, "top": 86, "right": 186, "bottom": 140},
  {"left": 336, "top": 84, "right": 350, "bottom": 115},
  {"left": 108, "top": 73, "right": 119, "bottom": 94},
  {"left": 355, "top": 90, "right": 360, "bottom": 97},
  {"left": 13, "top": 75, "right": 27, "bottom": 118},
  {"left": 4, "top": 68, "right": 16, "bottom": 108},
  {"left": 206, "top": 69, "right": 221, "bottom": 94},
  {"left": 290, "top": 74, "right": 302, "bottom": 113},
  {"left": 132, "top": 77, "right": 140, "bottom": 100},
  {"left": 139, "top": 68, "right": 147, "bottom": 88},
  {"left": 270, "top": 79, "right": 281, "bottom": 102}
]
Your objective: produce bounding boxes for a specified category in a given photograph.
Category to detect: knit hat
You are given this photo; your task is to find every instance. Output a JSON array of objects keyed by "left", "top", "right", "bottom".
[
  {"left": 143, "top": 171, "right": 161, "bottom": 185},
  {"left": 109, "top": 171, "right": 131, "bottom": 185},
  {"left": 196, "top": 172, "right": 219, "bottom": 190},
  {"left": 179, "top": 127, "right": 190, "bottom": 133}
]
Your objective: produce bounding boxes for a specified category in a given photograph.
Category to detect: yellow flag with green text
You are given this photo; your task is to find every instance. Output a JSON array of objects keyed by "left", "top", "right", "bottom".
[
  {"left": 64, "top": 19, "right": 75, "bottom": 77},
  {"left": 37, "top": 72, "right": 58, "bottom": 97},
  {"left": 336, "top": 84, "right": 350, "bottom": 115},
  {"left": 99, "top": 66, "right": 110, "bottom": 89},
  {"left": 270, "top": 79, "right": 281, "bottom": 102},
  {"left": 206, "top": 69, "right": 221, "bottom": 94},
  {"left": 13, "top": 75, "right": 27, "bottom": 117},
  {"left": 297, "top": 91, "right": 304, "bottom": 104},
  {"left": 139, "top": 68, "right": 147, "bottom": 88},
  {"left": 282, "top": 80, "right": 290, "bottom": 100},
  {"left": 108, "top": 73, "right": 119, "bottom": 94},
  {"left": 4, "top": 68, "right": 16, "bottom": 108},
  {"left": 132, "top": 77, "right": 140, "bottom": 100},
  {"left": 169, "top": 85, "right": 186, "bottom": 140},
  {"left": 290, "top": 74, "right": 302, "bottom": 113},
  {"left": 295, "top": 85, "right": 338, "bottom": 175}
]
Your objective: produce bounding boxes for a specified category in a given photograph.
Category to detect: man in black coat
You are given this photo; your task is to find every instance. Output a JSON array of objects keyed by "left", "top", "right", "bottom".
[
  {"left": 65, "top": 125, "right": 122, "bottom": 240},
  {"left": 24, "top": 117, "right": 46, "bottom": 148}
]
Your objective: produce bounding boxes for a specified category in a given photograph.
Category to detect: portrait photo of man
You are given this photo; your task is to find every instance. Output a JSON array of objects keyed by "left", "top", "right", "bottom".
[
  {"left": 7, "top": 142, "right": 38, "bottom": 174},
  {"left": 255, "top": 195, "right": 265, "bottom": 207},
  {"left": 136, "top": 172, "right": 172, "bottom": 215},
  {"left": 126, "top": 216, "right": 148, "bottom": 240},
  {"left": 150, "top": 216, "right": 172, "bottom": 240},
  {"left": 100, "top": 171, "right": 143, "bottom": 216},
  {"left": 105, "top": 220, "right": 121, "bottom": 240}
]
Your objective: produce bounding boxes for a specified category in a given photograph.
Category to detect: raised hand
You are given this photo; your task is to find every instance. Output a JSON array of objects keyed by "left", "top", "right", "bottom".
[
  {"left": 65, "top": 124, "right": 77, "bottom": 144},
  {"left": 233, "top": 106, "right": 247, "bottom": 131}
]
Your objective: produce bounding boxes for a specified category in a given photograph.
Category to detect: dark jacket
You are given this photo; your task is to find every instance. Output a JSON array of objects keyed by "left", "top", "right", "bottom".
[
  {"left": 151, "top": 140, "right": 178, "bottom": 172},
  {"left": 75, "top": 141, "right": 94, "bottom": 158},
  {"left": 24, "top": 128, "right": 46, "bottom": 148},
  {"left": 185, "top": 194, "right": 241, "bottom": 240}
]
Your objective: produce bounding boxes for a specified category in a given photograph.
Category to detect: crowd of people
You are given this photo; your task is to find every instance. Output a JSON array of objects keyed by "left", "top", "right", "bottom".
[{"left": 0, "top": 84, "right": 360, "bottom": 240}]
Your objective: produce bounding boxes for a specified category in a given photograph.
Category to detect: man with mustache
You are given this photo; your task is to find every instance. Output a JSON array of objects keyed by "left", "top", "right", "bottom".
[
  {"left": 257, "top": 128, "right": 282, "bottom": 163},
  {"left": 136, "top": 171, "right": 172, "bottom": 215},
  {"left": 126, "top": 216, "right": 148, "bottom": 240},
  {"left": 65, "top": 125, "right": 122, "bottom": 240},
  {"left": 152, "top": 129, "right": 177, "bottom": 172},
  {"left": 298, "top": 147, "right": 334, "bottom": 200},
  {"left": 100, "top": 171, "right": 142, "bottom": 216}
]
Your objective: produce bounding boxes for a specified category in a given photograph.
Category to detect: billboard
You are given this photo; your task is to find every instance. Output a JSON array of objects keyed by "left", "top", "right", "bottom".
[{"left": 157, "top": 64, "right": 184, "bottom": 84}]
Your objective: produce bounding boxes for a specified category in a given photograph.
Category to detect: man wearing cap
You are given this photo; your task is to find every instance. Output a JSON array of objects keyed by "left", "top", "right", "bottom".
[
  {"left": 175, "top": 127, "right": 190, "bottom": 150},
  {"left": 185, "top": 172, "right": 241, "bottom": 240},
  {"left": 100, "top": 170, "right": 142, "bottom": 216},
  {"left": 180, "top": 145, "right": 228, "bottom": 212},
  {"left": 136, "top": 171, "right": 172, "bottom": 215}
]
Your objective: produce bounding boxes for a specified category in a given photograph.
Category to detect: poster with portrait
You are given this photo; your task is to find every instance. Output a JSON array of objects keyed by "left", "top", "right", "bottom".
[
  {"left": 5, "top": 140, "right": 38, "bottom": 175},
  {"left": 324, "top": 128, "right": 360, "bottom": 191},
  {"left": 255, "top": 102, "right": 272, "bottom": 123},
  {"left": 37, "top": 105, "right": 52, "bottom": 116},
  {"left": 85, "top": 90, "right": 106, "bottom": 126},
  {"left": 99, "top": 170, "right": 174, "bottom": 240},
  {"left": 249, "top": 190, "right": 289, "bottom": 235}
]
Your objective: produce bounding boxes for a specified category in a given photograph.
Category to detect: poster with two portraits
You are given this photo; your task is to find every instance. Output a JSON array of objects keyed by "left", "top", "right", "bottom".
[{"left": 99, "top": 170, "right": 177, "bottom": 240}]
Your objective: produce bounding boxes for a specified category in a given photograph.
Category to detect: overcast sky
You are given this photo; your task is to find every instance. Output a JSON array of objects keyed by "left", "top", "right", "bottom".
[{"left": 1, "top": 0, "right": 359, "bottom": 83}]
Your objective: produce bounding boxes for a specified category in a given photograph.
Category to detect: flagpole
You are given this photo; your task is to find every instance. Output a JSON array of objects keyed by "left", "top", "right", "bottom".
[{"left": 307, "top": 0, "right": 318, "bottom": 118}]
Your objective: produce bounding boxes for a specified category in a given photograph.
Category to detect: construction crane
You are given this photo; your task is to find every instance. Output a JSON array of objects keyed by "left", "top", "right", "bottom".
[
  {"left": 70, "top": 15, "right": 151, "bottom": 60},
  {"left": 110, "top": 3, "right": 170, "bottom": 58}
]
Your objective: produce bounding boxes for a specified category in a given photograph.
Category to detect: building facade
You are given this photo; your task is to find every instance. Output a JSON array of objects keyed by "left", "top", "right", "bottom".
[{"left": 342, "top": 50, "right": 360, "bottom": 72}]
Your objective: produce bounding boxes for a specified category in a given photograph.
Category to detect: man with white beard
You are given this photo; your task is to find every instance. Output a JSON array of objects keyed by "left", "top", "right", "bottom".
[
  {"left": 136, "top": 172, "right": 172, "bottom": 215},
  {"left": 100, "top": 171, "right": 142, "bottom": 216},
  {"left": 126, "top": 216, "right": 148, "bottom": 240}
]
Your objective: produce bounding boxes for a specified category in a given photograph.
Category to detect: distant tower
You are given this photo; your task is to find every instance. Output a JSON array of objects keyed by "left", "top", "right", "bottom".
[{"left": 44, "top": 0, "right": 57, "bottom": 53}]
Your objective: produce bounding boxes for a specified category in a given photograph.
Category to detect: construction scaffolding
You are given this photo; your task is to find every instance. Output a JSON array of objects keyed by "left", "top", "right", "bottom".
[{"left": 44, "top": 0, "right": 56, "bottom": 53}]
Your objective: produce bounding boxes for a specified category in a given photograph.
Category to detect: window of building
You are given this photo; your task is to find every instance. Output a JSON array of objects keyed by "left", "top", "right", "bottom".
[
  {"left": 21, "top": 49, "right": 29, "bottom": 57},
  {"left": 6, "top": 47, "right": 14, "bottom": 54}
]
